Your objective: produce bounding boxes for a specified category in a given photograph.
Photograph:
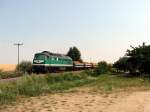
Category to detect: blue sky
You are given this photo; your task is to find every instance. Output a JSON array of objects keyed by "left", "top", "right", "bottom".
[{"left": 0, "top": 0, "right": 150, "bottom": 64}]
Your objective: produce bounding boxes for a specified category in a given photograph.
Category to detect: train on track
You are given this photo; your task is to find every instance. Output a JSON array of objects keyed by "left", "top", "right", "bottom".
[{"left": 32, "top": 51, "right": 97, "bottom": 73}]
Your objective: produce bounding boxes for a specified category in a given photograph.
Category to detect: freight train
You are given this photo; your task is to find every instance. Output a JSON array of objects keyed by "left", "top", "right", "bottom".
[{"left": 33, "top": 51, "right": 97, "bottom": 73}]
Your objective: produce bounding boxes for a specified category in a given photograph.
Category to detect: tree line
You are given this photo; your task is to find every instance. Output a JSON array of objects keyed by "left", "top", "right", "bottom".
[{"left": 113, "top": 43, "right": 150, "bottom": 76}]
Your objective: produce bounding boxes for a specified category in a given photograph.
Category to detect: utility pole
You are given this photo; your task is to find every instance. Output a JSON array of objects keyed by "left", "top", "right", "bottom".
[{"left": 14, "top": 43, "right": 23, "bottom": 65}]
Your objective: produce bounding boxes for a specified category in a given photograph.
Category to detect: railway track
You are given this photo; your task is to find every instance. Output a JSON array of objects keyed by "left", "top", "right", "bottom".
[{"left": 0, "top": 77, "right": 21, "bottom": 83}]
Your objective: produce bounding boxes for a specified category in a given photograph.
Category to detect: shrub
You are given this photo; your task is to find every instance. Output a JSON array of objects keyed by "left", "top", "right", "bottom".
[
  {"left": 16, "top": 61, "right": 32, "bottom": 74},
  {"left": 93, "top": 61, "right": 110, "bottom": 76}
]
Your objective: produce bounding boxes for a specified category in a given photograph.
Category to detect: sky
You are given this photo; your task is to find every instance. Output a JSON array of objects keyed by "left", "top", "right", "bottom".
[{"left": 0, "top": 0, "right": 150, "bottom": 64}]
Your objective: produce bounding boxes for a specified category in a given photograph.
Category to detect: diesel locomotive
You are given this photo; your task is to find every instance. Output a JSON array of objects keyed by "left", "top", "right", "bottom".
[{"left": 33, "top": 51, "right": 97, "bottom": 73}]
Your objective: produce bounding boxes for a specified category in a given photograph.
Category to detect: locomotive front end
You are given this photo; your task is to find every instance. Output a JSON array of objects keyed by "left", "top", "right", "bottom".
[{"left": 32, "top": 53, "right": 48, "bottom": 73}]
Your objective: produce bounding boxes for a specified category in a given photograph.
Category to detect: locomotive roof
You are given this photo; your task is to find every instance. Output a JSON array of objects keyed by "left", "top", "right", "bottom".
[{"left": 36, "top": 51, "right": 72, "bottom": 59}]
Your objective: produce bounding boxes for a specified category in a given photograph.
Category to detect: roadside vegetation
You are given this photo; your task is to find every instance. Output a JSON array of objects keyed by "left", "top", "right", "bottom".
[
  {"left": 1, "top": 61, "right": 150, "bottom": 105},
  {"left": 0, "top": 72, "right": 96, "bottom": 105},
  {"left": 89, "top": 73, "right": 150, "bottom": 93}
]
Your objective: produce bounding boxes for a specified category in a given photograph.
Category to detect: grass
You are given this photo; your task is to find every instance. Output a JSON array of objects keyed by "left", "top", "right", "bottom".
[
  {"left": 0, "top": 82, "right": 17, "bottom": 104},
  {"left": 0, "top": 72, "right": 96, "bottom": 104},
  {"left": 89, "top": 73, "right": 150, "bottom": 93},
  {"left": 1, "top": 71, "right": 150, "bottom": 105}
]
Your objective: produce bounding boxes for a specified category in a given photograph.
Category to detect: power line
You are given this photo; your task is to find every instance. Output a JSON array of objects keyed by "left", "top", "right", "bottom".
[{"left": 14, "top": 43, "right": 23, "bottom": 65}]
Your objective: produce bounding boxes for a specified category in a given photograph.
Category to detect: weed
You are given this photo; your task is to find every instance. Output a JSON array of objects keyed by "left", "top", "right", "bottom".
[
  {"left": 16, "top": 75, "right": 48, "bottom": 96},
  {"left": 0, "top": 83, "right": 16, "bottom": 104}
]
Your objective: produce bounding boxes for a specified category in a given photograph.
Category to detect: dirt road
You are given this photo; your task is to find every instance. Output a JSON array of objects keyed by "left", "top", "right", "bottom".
[
  {"left": 1, "top": 89, "right": 150, "bottom": 112},
  {"left": 105, "top": 91, "right": 150, "bottom": 112}
]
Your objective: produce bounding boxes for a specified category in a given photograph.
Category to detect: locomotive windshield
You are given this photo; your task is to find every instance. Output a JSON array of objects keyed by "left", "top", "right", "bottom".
[{"left": 34, "top": 54, "right": 46, "bottom": 60}]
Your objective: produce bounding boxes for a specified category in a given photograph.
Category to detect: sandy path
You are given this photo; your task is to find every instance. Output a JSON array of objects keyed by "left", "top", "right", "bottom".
[
  {"left": 104, "top": 91, "right": 150, "bottom": 112},
  {"left": 1, "top": 90, "right": 150, "bottom": 112}
]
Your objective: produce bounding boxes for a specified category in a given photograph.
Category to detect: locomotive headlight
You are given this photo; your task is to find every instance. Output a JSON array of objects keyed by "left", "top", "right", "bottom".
[{"left": 34, "top": 60, "right": 44, "bottom": 63}]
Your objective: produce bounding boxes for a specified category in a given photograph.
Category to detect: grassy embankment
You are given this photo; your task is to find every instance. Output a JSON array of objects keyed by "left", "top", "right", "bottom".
[
  {"left": 0, "top": 71, "right": 150, "bottom": 105},
  {"left": 0, "top": 71, "right": 95, "bottom": 105},
  {"left": 88, "top": 74, "right": 150, "bottom": 93}
]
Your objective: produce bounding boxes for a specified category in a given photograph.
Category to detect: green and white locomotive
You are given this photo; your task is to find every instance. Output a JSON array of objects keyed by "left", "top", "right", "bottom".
[{"left": 33, "top": 51, "right": 73, "bottom": 73}]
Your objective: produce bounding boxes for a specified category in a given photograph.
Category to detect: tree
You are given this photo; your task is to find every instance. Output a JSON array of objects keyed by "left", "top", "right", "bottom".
[
  {"left": 126, "top": 42, "right": 150, "bottom": 75},
  {"left": 67, "top": 46, "right": 82, "bottom": 62},
  {"left": 113, "top": 57, "right": 129, "bottom": 72},
  {"left": 114, "top": 43, "right": 150, "bottom": 78}
]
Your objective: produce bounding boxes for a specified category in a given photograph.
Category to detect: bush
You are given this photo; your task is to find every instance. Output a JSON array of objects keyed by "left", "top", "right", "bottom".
[
  {"left": 93, "top": 61, "right": 110, "bottom": 76},
  {"left": 16, "top": 61, "right": 32, "bottom": 74}
]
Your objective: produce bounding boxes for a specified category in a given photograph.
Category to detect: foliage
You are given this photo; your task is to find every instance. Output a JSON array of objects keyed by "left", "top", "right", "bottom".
[
  {"left": 93, "top": 61, "right": 110, "bottom": 76},
  {"left": 67, "top": 46, "right": 82, "bottom": 62},
  {"left": 113, "top": 43, "right": 150, "bottom": 77},
  {"left": 126, "top": 42, "right": 150, "bottom": 75},
  {"left": 16, "top": 61, "right": 32, "bottom": 74},
  {"left": 113, "top": 57, "right": 129, "bottom": 72}
]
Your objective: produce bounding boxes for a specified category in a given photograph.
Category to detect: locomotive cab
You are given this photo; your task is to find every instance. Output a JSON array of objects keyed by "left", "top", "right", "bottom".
[
  {"left": 33, "top": 53, "right": 49, "bottom": 73},
  {"left": 33, "top": 54, "right": 46, "bottom": 64}
]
